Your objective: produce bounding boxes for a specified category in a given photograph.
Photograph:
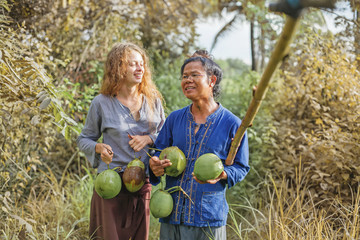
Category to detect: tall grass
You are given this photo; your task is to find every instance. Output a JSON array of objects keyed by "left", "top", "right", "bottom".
[
  {"left": 2, "top": 160, "right": 359, "bottom": 239},
  {"left": 1, "top": 165, "right": 94, "bottom": 239},
  {"left": 227, "top": 160, "right": 360, "bottom": 240}
]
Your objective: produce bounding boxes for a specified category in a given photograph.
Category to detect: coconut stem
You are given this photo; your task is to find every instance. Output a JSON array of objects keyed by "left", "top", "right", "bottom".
[
  {"left": 160, "top": 175, "right": 166, "bottom": 190},
  {"left": 113, "top": 166, "right": 122, "bottom": 171},
  {"left": 166, "top": 186, "right": 194, "bottom": 205},
  {"left": 148, "top": 147, "right": 163, "bottom": 152},
  {"left": 142, "top": 149, "right": 152, "bottom": 158}
]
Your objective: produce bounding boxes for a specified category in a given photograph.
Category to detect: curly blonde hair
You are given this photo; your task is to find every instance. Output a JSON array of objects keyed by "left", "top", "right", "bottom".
[{"left": 100, "top": 42, "right": 163, "bottom": 111}]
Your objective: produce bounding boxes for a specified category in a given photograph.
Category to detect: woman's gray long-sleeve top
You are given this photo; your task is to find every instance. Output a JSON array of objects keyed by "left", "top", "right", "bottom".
[{"left": 77, "top": 94, "right": 165, "bottom": 175}]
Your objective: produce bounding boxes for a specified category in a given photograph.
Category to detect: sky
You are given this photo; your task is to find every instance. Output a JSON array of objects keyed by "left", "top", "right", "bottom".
[
  {"left": 196, "top": 15, "right": 251, "bottom": 64},
  {"left": 195, "top": 2, "right": 352, "bottom": 65}
]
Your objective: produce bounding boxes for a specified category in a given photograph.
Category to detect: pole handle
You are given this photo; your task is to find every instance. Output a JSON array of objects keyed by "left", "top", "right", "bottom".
[{"left": 225, "top": 16, "right": 301, "bottom": 166}]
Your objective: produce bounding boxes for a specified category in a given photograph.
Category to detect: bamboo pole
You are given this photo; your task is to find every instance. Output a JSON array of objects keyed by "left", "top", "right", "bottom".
[{"left": 225, "top": 16, "right": 301, "bottom": 165}]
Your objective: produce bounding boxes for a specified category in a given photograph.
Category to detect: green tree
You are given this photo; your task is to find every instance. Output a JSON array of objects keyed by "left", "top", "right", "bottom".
[
  {"left": 270, "top": 27, "right": 360, "bottom": 211},
  {"left": 0, "top": 1, "right": 78, "bottom": 200},
  {"left": 6, "top": 0, "right": 217, "bottom": 82}
]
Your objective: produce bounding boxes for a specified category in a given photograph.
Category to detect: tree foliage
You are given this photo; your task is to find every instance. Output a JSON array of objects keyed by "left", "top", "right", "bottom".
[
  {"left": 6, "top": 0, "right": 215, "bottom": 82},
  {"left": 0, "top": 0, "right": 80, "bottom": 198},
  {"left": 330, "top": 0, "right": 360, "bottom": 65},
  {"left": 270, "top": 27, "right": 360, "bottom": 207},
  {"left": 223, "top": 10, "right": 360, "bottom": 237}
]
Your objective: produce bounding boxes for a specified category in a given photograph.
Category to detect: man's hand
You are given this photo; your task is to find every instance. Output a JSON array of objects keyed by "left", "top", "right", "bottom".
[
  {"left": 95, "top": 143, "right": 113, "bottom": 165},
  {"left": 149, "top": 156, "right": 172, "bottom": 177},
  {"left": 192, "top": 171, "right": 227, "bottom": 184}
]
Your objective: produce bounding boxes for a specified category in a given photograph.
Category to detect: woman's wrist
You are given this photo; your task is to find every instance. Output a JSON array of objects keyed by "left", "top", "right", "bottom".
[
  {"left": 147, "top": 135, "right": 154, "bottom": 145},
  {"left": 95, "top": 143, "right": 103, "bottom": 154}
]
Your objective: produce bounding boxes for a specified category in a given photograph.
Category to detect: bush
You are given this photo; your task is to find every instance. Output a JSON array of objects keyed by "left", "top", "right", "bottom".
[{"left": 270, "top": 29, "right": 360, "bottom": 208}]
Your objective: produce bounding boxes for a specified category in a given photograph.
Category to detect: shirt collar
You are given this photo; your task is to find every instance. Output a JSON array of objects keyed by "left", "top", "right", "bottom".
[{"left": 186, "top": 103, "right": 223, "bottom": 123}]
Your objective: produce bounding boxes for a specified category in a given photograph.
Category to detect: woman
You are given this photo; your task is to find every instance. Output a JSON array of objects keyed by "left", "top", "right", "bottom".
[
  {"left": 149, "top": 50, "right": 250, "bottom": 240},
  {"left": 77, "top": 42, "right": 165, "bottom": 239}
]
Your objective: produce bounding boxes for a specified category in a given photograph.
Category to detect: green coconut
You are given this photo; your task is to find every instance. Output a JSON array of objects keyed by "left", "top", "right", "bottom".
[
  {"left": 150, "top": 189, "right": 174, "bottom": 218},
  {"left": 193, "top": 153, "right": 224, "bottom": 182},
  {"left": 94, "top": 168, "right": 122, "bottom": 199},
  {"left": 159, "top": 146, "right": 187, "bottom": 177},
  {"left": 122, "top": 158, "right": 145, "bottom": 193}
]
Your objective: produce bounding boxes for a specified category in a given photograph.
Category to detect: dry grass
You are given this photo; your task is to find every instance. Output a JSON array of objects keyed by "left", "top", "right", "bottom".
[
  {"left": 227, "top": 160, "right": 360, "bottom": 240},
  {"left": 1, "top": 165, "right": 93, "bottom": 239},
  {"left": 1, "top": 162, "right": 358, "bottom": 239}
]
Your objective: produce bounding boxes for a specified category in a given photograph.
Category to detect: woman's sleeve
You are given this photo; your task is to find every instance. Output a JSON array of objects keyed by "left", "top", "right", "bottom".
[
  {"left": 149, "top": 99, "right": 165, "bottom": 144},
  {"left": 76, "top": 100, "right": 102, "bottom": 168},
  {"left": 223, "top": 126, "right": 250, "bottom": 188},
  {"left": 149, "top": 112, "right": 173, "bottom": 185}
]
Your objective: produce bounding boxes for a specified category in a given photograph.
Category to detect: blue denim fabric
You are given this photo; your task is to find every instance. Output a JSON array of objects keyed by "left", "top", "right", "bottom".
[{"left": 150, "top": 104, "right": 250, "bottom": 227}]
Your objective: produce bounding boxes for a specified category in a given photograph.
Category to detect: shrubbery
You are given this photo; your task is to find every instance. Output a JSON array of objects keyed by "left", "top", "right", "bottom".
[{"left": 270, "top": 29, "right": 360, "bottom": 204}]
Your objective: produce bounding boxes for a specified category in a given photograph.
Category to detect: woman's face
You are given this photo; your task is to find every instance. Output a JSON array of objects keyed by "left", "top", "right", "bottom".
[
  {"left": 181, "top": 61, "right": 213, "bottom": 101},
  {"left": 124, "top": 50, "right": 144, "bottom": 86}
]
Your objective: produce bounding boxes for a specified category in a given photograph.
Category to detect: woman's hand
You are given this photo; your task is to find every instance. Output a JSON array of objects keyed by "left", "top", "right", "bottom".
[
  {"left": 128, "top": 134, "right": 153, "bottom": 152},
  {"left": 192, "top": 171, "right": 227, "bottom": 184},
  {"left": 149, "top": 156, "right": 172, "bottom": 177},
  {"left": 95, "top": 143, "right": 113, "bottom": 165}
]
